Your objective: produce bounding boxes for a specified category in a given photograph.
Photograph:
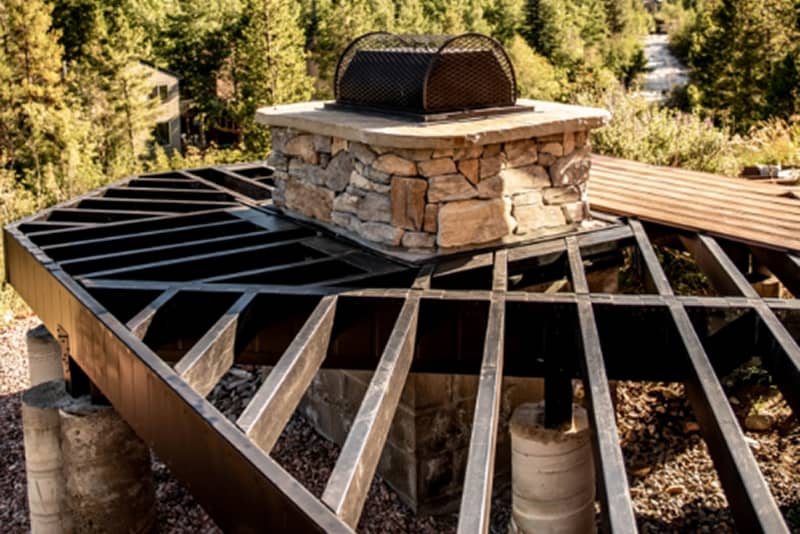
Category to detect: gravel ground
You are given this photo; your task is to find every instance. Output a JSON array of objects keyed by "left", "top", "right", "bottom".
[
  {"left": 0, "top": 316, "right": 38, "bottom": 533},
  {"left": 1, "top": 317, "right": 798, "bottom": 533}
]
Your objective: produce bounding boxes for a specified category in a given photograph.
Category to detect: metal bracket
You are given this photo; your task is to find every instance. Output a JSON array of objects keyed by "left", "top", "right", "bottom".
[
  {"left": 57, "top": 324, "right": 90, "bottom": 397},
  {"left": 56, "top": 324, "right": 71, "bottom": 381}
]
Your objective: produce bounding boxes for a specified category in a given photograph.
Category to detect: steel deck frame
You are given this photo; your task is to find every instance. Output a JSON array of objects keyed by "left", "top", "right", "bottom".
[{"left": 4, "top": 163, "right": 799, "bottom": 533}]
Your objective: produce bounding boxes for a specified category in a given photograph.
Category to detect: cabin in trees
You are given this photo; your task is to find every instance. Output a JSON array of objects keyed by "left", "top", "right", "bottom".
[{"left": 141, "top": 60, "right": 181, "bottom": 152}]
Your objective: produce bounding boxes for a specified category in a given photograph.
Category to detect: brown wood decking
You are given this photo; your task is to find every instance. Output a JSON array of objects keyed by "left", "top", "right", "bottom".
[{"left": 590, "top": 155, "right": 800, "bottom": 252}]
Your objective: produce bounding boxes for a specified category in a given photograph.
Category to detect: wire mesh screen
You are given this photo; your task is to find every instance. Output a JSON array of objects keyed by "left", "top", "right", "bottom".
[{"left": 334, "top": 32, "right": 517, "bottom": 115}]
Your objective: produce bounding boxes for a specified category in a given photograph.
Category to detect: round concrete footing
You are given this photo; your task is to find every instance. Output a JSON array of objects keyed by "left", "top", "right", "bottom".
[
  {"left": 22, "top": 380, "right": 71, "bottom": 534},
  {"left": 509, "top": 402, "right": 596, "bottom": 534},
  {"left": 59, "top": 398, "right": 155, "bottom": 534},
  {"left": 26, "top": 325, "right": 62, "bottom": 386}
]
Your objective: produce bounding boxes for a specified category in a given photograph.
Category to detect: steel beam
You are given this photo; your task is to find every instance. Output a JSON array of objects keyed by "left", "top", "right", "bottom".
[
  {"left": 412, "top": 264, "right": 435, "bottom": 289},
  {"left": 750, "top": 246, "right": 800, "bottom": 300},
  {"left": 59, "top": 230, "right": 275, "bottom": 275},
  {"left": 567, "top": 237, "right": 638, "bottom": 533},
  {"left": 41, "top": 219, "right": 249, "bottom": 260},
  {"left": 457, "top": 297, "right": 505, "bottom": 534},
  {"left": 103, "top": 186, "right": 236, "bottom": 202},
  {"left": 237, "top": 296, "right": 338, "bottom": 453},
  {"left": 322, "top": 295, "right": 420, "bottom": 527},
  {"left": 174, "top": 292, "right": 257, "bottom": 397},
  {"left": 126, "top": 177, "right": 215, "bottom": 189},
  {"left": 4, "top": 228, "right": 351, "bottom": 533},
  {"left": 29, "top": 208, "right": 235, "bottom": 247},
  {"left": 669, "top": 302, "right": 788, "bottom": 534},
  {"left": 77, "top": 237, "right": 312, "bottom": 280},
  {"left": 633, "top": 223, "right": 788, "bottom": 533},
  {"left": 77, "top": 196, "right": 238, "bottom": 213},
  {"left": 48, "top": 207, "right": 169, "bottom": 223},
  {"left": 492, "top": 250, "right": 508, "bottom": 291},
  {"left": 683, "top": 234, "right": 800, "bottom": 415},
  {"left": 126, "top": 289, "right": 179, "bottom": 339},
  {"left": 181, "top": 168, "right": 272, "bottom": 201}
]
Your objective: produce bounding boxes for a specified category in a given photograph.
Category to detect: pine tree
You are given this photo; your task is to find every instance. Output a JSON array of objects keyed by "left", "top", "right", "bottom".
[
  {"left": 604, "top": 0, "right": 627, "bottom": 33},
  {"left": 422, "top": 0, "right": 491, "bottom": 34},
  {"left": 0, "top": 0, "right": 64, "bottom": 192},
  {"left": 463, "top": 0, "right": 492, "bottom": 34},
  {"left": 233, "top": 0, "right": 314, "bottom": 154},
  {"left": 577, "top": 0, "right": 610, "bottom": 49},
  {"left": 484, "top": 0, "right": 526, "bottom": 43},
  {"left": 0, "top": 0, "right": 101, "bottom": 208},
  {"left": 687, "top": 0, "right": 799, "bottom": 128},
  {"left": 70, "top": 5, "right": 159, "bottom": 177},
  {"left": 315, "top": 0, "right": 395, "bottom": 97},
  {"left": 50, "top": 0, "right": 100, "bottom": 63},
  {"left": 156, "top": 1, "right": 245, "bottom": 132},
  {"left": 524, "top": 0, "right": 583, "bottom": 66},
  {"left": 396, "top": 0, "right": 432, "bottom": 33}
]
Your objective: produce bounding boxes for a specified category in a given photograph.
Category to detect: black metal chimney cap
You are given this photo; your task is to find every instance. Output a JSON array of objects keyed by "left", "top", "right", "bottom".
[{"left": 330, "top": 32, "right": 528, "bottom": 121}]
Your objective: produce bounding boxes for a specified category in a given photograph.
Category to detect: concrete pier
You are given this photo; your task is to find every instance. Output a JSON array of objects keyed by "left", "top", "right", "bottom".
[
  {"left": 509, "top": 402, "right": 596, "bottom": 534},
  {"left": 22, "top": 380, "right": 72, "bottom": 534},
  {"left": 26, "top": 325, "right": 63, "bottom": 386},
  {"left": 59, "top": 397, "right": 156, "bottom": 533}
]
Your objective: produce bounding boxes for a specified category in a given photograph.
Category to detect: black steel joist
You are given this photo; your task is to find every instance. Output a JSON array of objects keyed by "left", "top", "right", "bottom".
[{"left": 4, "top": 163, "right": 798, "bottom": 532}]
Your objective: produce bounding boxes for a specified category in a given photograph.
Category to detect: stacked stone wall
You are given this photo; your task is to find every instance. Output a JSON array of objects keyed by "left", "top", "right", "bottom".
[
  {"left": 268, "top": 127, "right": 592, "bottom": 250},
  {"left": 300, "top": 370, "right": 543, "bottom": 513}
]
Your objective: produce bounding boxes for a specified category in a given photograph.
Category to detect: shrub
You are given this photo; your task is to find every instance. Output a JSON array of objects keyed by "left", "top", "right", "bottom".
[
  {"left": 733, "top": 117, "right": 800, "bottom": 167},
  {"left": 581, "top": 90, "right": 740, "bottom": 175},
  {"left": 507, "top": 35, "right": 567, "bottom": 102}
]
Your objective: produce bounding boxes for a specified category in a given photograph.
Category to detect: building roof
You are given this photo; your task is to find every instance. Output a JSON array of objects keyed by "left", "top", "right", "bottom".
[{"left": 138, "top": 59, "right": 181, "bottom": 81}]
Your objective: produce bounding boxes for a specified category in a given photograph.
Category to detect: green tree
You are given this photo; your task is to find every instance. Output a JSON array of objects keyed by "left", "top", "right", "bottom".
[
  {"left": 506, "top": 34, "right": 565, "bottom": 100},
  {"left": 49, "top": 0, "right": 100, "bottom": 63},
  {"left": 524, "top": 0, "right": 584, "bottom": 65},
  {"left": 396, "top": 0, "right": 433, "bottom": 33},
  {"left": 70, "top": 5, "right": 158, "bottom": 177},
  {"left": 155, "top": 1, "right": 246, "bottom": 137},
  {"left": 315, "top": 0, "right": 395, "bottom": 97},
  {"left": 604, "top": 0, "right": 628, "bottom": 33},
  {"left": 687, "top": 0, "right": 799, "bottom": 129},
  {"left": 484, "top": 0, "right": 526, "bottom": 43},
  {"left": 577, "top": 0, "right": 610, "bottom": 49},
  {"left": 0, "top": 0, "right": 101, "bottom": 208},
  {"left": 232, "top": 0, "right": 314, "bottom": 154}
]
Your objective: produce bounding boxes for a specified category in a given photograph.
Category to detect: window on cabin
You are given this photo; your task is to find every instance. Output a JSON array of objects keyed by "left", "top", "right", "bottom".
[
  {"left": 151, "top": 85, "right": 169, "bottom": 102},
  {"left": 154, "top": 122, "right": 170, "bottom": 146}
]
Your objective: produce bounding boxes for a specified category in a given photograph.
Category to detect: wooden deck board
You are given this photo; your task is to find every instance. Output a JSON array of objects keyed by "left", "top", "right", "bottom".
[{"left": 591, "top": 156, "right": 800, "bottom": 252}]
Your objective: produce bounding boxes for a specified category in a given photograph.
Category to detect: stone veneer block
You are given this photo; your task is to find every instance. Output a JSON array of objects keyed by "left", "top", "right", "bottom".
[
  {"left": 391, "top": 178, "right": 428, "bottom": 230},
  {"left": 300, "top": 370, "right": 545, "bottom": 513},
  {"left": 428, "top": 174, "right": 477, "bottom": 203},
  {"left": 373, "top": 154, "right": 417, "bottom": 176},
  {"left": 258, "top": 99, "right": 609, "bottom": 256},
  {"left": 457, "top": 159, "right": 479, "bottom": 185},
  {"left": 438, "top": 198, "right": 515, "bottom": 248},
  {"left": 283, "top": 180, "right": 334, "bottom": 222},
  {"left": 418, "top": 158, "right": 457, "bottom": 177}
]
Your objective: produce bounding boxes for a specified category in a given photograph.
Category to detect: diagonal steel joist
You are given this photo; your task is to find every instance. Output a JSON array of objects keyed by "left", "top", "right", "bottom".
[
  {"left": 457, "top": 296, "right": 505, "bottom": 534},
  {"left": 175, "top": 292, "right": 258, "bottom": 397},
  {"left": 566, "top": 237, "right": 637, "bottom": 533},
  {"left": 237, "top": 295, "right": 338, "bottom": 454},
  {"left": 632, "top": 221, "right": 788, "bottom": 534},
  {"left": 322, "top": 295, "right": 420, "bottom": 527}
]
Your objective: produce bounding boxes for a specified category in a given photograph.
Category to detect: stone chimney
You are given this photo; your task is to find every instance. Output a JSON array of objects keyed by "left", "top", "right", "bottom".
[
  {"left": 258, "top": 100, "right": 607, "bottom": 257},
  {"left": 256, "top": 34, "right": 609, "bottom": 259}
]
